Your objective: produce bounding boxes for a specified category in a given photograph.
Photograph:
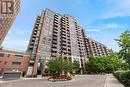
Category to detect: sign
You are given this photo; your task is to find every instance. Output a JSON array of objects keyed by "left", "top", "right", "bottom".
[{"left": 1, "top": 0, "right": 14, "bottom": 14}]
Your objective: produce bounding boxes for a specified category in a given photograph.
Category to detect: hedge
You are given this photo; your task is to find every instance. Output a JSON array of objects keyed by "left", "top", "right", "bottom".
[{"left": 113, "top": 70, "right": 130, "bottom": 87}]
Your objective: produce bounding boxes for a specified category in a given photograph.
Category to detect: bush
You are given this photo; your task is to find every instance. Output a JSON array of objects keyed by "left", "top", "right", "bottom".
[
  {"left": 86, "top": 55, "right": 122, "bottom": 74},
  {"left": 86, "top": 57, "right": 108, "bottom": 74},
  {"left": 114, "top": 70, "right": 130, "bottom": 87},
  {"left": 118, "top": 63, "right": 129, "bottom": 70}
]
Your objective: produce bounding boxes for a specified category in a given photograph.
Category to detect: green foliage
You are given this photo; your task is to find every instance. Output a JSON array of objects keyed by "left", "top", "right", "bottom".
[
  {"left": 114, "top": 70, "right": 130, "bottom": 87},
  {"left": 86, "top": 53, "right": 122, "bottom": 74},
  {"left": 113, "top": 30, "right": 130, "bottom": 87},
  {"left": 64, "top": 60, "right": 73, "bottom": 73},
  {"left": 118, "top": 63, "right": 130, "bottom": 70},
  {"left": 115, "top": 30, "right": 130, "bottom": 66},
  {"left": 47, "top": 58, "right": 76, "bottom": 76},
  {"left": 73, "top": 61, "right": 80, "bottom": 73},
  {"left": 86, "top": 57, "right": 107, "bottom": 74},
  {"left": 107, "top": 53, "right": 123, "bottom": 70}
]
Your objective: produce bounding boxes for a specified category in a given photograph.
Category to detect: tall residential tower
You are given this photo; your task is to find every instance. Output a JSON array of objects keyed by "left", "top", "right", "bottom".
[{"left": 26, "top": 9, "right": 109, "bottom": 76}]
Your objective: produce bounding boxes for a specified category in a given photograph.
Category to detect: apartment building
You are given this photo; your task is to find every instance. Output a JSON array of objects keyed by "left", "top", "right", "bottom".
[
  {"left": 26, "top": 9, "right": 109, "bottom": 76},
  {"left": 0, "top": 8, "right": 109, "bottom": 76},
  {"left": 85, "top": 37, "right": 109, "bottom": 57},
  {"left": 0, "top": 49, "right": 31, "bottom": 76},
  {"left": 0, "top": 0, "right": 20, "bottom": 45}
]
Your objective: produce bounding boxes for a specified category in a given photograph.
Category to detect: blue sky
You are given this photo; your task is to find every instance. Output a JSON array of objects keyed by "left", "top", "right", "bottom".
[{"left": 2, "top": 0, "right": 130, "bottom": 52}]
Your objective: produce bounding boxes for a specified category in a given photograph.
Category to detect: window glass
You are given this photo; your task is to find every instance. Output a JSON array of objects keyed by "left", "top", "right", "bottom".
[
  {"left": 7, "top": 54, "right": 11, "bottom": 57},
  {"left": 12, "top": 62, "right": 21, "bottom": 66},
  {"left": 0, "top": 61, "right": 2, "bottom": 64},
  {"left": 4, "top": 61, "right": 8, "bottom": 65},
  {"left": 15, "top": 55, "right": 23, "bottom": 59}
]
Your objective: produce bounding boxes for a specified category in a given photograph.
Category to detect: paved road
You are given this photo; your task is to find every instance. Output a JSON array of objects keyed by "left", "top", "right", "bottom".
[{"left": 0, "top": 75, "right": 106, "bottom": 87}]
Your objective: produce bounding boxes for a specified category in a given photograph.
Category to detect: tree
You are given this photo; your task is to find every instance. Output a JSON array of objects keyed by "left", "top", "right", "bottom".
[
  {"left": 64, "top": 60, "right": 73, "bottom": 74},
  {"left": 47, "top": 58, "right": 74, "bottom": 77},
  {"left": 86, "top": 53, "right": 122, "bottom": 74},
  {"left": 107, "top": 53, "right": 122, "bottom": 71},
  {"left": 115, "top": 30, "right": 130, "bottom": 66},
  {"left": 72, "top": 61, "right": 80, "bottom": 74},
  {"left": 47, "top": 58, "right": 60, "bottom": 77},
  {"left": 86, "top": 57, "right": 107, "bottom": 74}
]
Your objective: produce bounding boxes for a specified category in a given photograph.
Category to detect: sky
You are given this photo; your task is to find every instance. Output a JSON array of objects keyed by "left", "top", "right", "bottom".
[{"left": 2, "top": 0, "right": 130, "bottom": 52}]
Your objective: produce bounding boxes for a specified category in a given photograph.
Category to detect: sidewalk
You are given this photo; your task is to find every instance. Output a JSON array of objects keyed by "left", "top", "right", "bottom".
[
  {"left": 0, "top": 76, "right": 46, "bottom": 84},
  {"left": 104, "top": 74, "right": 124, "bottom": 87}
]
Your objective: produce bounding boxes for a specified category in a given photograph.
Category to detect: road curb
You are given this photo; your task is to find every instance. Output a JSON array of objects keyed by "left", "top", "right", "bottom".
[{"left": 0, "top": 77, "right": 45, "bottom": 84}]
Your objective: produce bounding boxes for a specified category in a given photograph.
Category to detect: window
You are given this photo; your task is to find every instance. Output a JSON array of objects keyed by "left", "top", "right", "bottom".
[
  {"left": 29, "top": 63, "right": 34, "bottom": 66},
  {"left": 4, "top": 61, "right": 8, "bottom": 65},
  {"left": 12, "top": 62, "right": 21, "bottom": 66},
  {"left": 7, "top": 54, "right": 11, "bottom": 57},
  {"left": 0, "top": 53, "right": 5, "bottom": 57},
  {"left": 0, "top": 61, "right": 2, "bottom": 64},
  {"left": 15, "top": 55, "right": 23, "bottom": 59}
]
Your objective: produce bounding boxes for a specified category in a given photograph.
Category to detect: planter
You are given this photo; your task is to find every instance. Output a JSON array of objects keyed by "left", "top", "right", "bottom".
[{"left": 48, "top": 75, "right": 72, "bottom": 81}]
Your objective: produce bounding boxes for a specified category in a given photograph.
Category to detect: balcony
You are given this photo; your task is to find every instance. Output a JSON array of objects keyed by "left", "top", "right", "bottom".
[
  {"left": 61, "top": 39, "right": 66, "bottom": 43},
  {"left": 61, "top": 42, "right": 66, "bottom": 46},
  {"left": 62, "top": 22, "right": 66, "bottom": 25},
  {"left": 52, "top": 41, "right": 57, "bottom": 44},
  {"left": 52, "top": 36, "right": 57, "bottom": 39},
  {"left": 54, "top": 17, "right": 58, "bottom": 20},
  {"left": 53, "top": 27, "right": 58, "bottom": 31},
  {"left": 53, "top": 32, "right": 58, "bottom": 36},
  {"left": 54, "top": 15, "right": 58, "bottom": 17},
  {"left": 54, "top": 24, "right": 58, "bottom": 28},
  {"left": 68, "top": 45, "right": 71, "bottom": 48},
  {"left": 61, "top": 32, "right": 66, "bottom": 36},
  {"left": 34, "top": 28, "right": 38, "bottom": 31},
  {"left": 61, "top": 25, "right": 66, "bottom": 28},
  {"left": 29, "top": 46, "right": 33, "bottom": 49},
  {"left": 62, "top": 46, "right": 66, "bottom": 49},
  {"left": 30, "top": 42, "right": 34, "bottom": 45},
  {"left": 52, "top": 48, "right": 57, "bottom": 51},
  {"left": 32, "top": 35, "right": 36, "bottom": 38},
  {"left": 31, "top": 38, "right": 35, "bottom": 42},
  {"left": 52, "top": 39, "right": 57, "bottom": 43},
  {"left": 68, "top": 52, "right": 71, "bottom": 55},
  {"left": 51, "top": 54, "right": 57, "bottom": 57},
  {"left": 62, "top": 50, "right": 67, "bottom": 53},
  {"left": 52, "top": 44, "right": 57, "bottom": 48},
  {"left": 61, "top": 30, "right": 66, "bottom": 33},
  {"left": 51, "top": 52, "right": 57, "bottom": 57},
  {"left": 53, "top": 30, "right": 58, "bottom": 33}
]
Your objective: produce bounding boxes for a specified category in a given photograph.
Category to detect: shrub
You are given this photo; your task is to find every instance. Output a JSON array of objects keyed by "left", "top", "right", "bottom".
[
  {"left": 118, "top": 63, "right": 129, "bottom": 70},
  {"left": 114, "top": 70, "right": 130, "bottom": 87},
  {"left": 86, "top": 54, "right": 122, "bottom": 74},
  {"left": 86, "top": 57, "right": 107, "bottom": 74}
]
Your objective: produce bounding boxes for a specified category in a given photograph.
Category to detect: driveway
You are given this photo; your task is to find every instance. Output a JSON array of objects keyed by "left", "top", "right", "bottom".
[{"left": 0, "top": 75, "right": 106, "bottom": 87}]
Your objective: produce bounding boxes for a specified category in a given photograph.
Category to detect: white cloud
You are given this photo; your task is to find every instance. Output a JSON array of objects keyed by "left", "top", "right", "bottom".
[
  {"left": 86, "top": 29, "right": 101, "bottom": 32},
  {"left": 86, "top": 24, "right": 126, "bottom": 34},
  {"left": 103, "top": 24, "right": 125, "bottom": 29},
  {"left": 87, "top": 23, "right": 125, "bottom": 30},
  {"left": 101, "top": 0, "right": 130, "bottom": 19}
]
